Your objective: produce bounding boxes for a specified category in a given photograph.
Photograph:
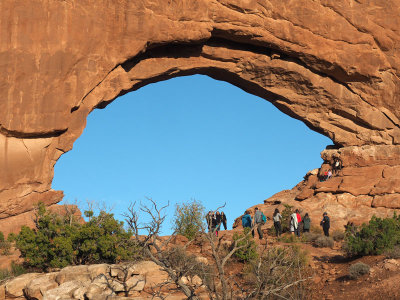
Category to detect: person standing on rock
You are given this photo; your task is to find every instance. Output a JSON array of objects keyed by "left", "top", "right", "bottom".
[
  {"left": 273, "top": 208, "right": 282, "bottom": 237},
  {"left": 220, "top": 211, "right": 227, "bottom": 230},
  {"left": 215, "top": 211, "right": 222, "bottom": 236},
  {"left": 302, "top": 213, "right": 311, "bottom": 233},
  {"left": 290, "top": 210, "right": 299, "bottom": 236},
  {"left": 253, "top": 207, "right": 264, "bottom": 239},
  {"left": 242, "top": 210, "right": 252, "bottom": 229},
  {"left": 320, "top": 212, "right": 330, "bottom": 237}
]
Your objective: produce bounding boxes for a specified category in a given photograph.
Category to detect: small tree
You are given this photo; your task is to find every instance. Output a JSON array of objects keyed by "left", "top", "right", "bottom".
[
  {"left": 344, "top": 214, "right": 400, "bottom": 256},
  {"left": 172, "top": 199, "right": 205, "bottom": 240},
  {"left": 15, "top": 202, "right": 139, "bottom": 270}
]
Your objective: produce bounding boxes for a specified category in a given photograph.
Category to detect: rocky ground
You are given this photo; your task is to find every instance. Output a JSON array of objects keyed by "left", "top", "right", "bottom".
[{"left": 0, "top": 228, "right": 399, "bottom": 300}]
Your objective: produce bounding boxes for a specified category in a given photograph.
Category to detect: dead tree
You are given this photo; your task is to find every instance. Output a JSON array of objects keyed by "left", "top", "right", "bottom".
[{"left": 124, "top": 198, "right": 200, "bottom": 300}]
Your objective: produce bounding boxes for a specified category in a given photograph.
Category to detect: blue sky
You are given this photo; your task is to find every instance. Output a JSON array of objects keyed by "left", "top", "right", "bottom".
[{"left": 52, "top": 75, "right": 331, "bottom": 234}]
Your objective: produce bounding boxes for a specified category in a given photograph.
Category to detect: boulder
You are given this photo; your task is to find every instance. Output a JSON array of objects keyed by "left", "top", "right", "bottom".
[
  {"left": 5, "top": 273, "right": 41, "bottom": 298},
  {"left": 24, "top": 273, "right": 58, "bottom": 300},
  {"left": 42, "top": 280, "right": 88, "bottom": 300}
]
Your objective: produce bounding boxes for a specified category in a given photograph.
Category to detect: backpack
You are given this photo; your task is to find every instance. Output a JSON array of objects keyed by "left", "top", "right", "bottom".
[{"left": 262, "top": 213, "right": 267, "bottom": 224}]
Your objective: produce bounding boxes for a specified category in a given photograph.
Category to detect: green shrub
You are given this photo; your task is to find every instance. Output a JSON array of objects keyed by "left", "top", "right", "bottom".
[
  {"left": 344, "top": 214, "right": 400, "bottom": 256},
  {"left": 349, "top": 262, "right": 370, "bottom": 279},
  {"left": 16, "top": 203, "right": 140, "bottom": 270},
  {"left": 233, "top": 227, "right": 258, "bottom": 262},
  {"left": 314, "top": 236, "right": 334, "bottom": 248},
  {"left": 0, "top": 232, "right": 4, "bottom": 243},
  {"left": 172, "top": 199, "right": 205, "bottom": 240}
]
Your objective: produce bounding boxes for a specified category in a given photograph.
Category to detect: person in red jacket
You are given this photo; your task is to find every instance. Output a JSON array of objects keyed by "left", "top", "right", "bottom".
[{"left": 295, "top": 209, "right": 301, "bottom": 237}]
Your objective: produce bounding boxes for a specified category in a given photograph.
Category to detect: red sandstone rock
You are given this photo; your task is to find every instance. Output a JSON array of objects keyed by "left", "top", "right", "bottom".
[
  {"left": 1, "top": 0, "right": 400, "bottom": 231},
  {"left": 372, "top": 195, "right": 400, "bottom": 209}
]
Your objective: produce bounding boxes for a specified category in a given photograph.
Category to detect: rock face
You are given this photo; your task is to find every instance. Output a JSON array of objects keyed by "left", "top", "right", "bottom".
[
  {"left": 1, "top": 0, "right": 400, "bottom": 228},
  {"left": 0, "top": 262, "right": 167, "bottom": 300}
]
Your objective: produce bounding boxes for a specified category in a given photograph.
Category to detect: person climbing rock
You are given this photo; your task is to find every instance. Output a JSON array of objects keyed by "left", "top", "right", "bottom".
[
  {"left": 333, "top": 157, "right": 342, "bottom": 176},
  {"left": 320, "top": 212, "right": 330, "bottom": 237},
  {"left": 273, "top": 208, "right": 282, "bottom": 237},
  {"left": 302, "top": 213, "right": 311, "bottom": 233}
]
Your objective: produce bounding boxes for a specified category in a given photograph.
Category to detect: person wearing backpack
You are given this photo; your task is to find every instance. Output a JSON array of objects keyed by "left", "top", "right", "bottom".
[
  {"left": 253, "top": 207, "right": 264, "bottom": 239},
  {"left": 242, "top": 211, "right": 252, "bottom": 229}
]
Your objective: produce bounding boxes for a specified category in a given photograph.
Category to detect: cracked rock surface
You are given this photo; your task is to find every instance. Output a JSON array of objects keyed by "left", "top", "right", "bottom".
[{"left": 1, "top": 0, "right": 400, "bottom": 232}]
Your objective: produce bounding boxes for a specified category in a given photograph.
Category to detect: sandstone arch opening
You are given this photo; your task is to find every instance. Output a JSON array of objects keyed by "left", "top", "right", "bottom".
[{"left": 52, "top": 75, "right": 331, "bottom": 233}]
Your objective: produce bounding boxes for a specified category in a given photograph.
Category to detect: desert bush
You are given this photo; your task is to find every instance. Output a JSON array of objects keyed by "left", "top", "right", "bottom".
[
  {"left": 302, "top": 232, "right": 320, "bottom": 243},
  {"left": 172, "top": 199, "right": 205, "bottom": 240},
  {"left": 0, "top": 241, "right": 11, "bottom": 256},
  {"left": 233, "top": 227, "right": 258, "bottom": 262},
  {"left": 344, "top": 214, "right": 400, "bottom": 256},
  {"left": 0, "top": 231, "right": 12, "bottom": 255},
  {"left": 332, "top": 230, "right": 345, "bottom": 242},
  {"left": 279, "top": 233, "right": 297, "bottom": 243},
  {"left": 310, "top": 225, "right": 323, "bottom": 234},
  {"left": 0, "top": 262, "right": 27, "bottom": 282},
  {"left": 349, "top": 262, "right": 370, "bottom": 279},
  {"left": 314, "top": 236, "right": 334, "bottom": 248},
  {"left": 245, "top": 245, "right": 312, "bottom": 299},
  {"left": 385, "top": 245, "right": 400, "bottom": 259},
  {"left": 7, "top": 233, "right": 17, "bottom": 243},
  {"left": 16, "top": 202, "right": 140, "bottom": 270}
]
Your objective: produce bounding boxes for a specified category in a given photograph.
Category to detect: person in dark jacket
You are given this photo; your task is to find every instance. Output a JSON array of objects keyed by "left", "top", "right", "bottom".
[
  {"left": 215, "top": 211, "right": 222, "bottom": 236},
  {"left": 242, "top": 211, "right": 252, "bottom": 229},
  {"left": 320, "top": 212, "right": 330, "bottom": 237},
  {"left": 220, "top": 211, "right": 227, "bottom": 230},
  {"left": 302, "top": 213, "right": 311, "bottom": 233}
]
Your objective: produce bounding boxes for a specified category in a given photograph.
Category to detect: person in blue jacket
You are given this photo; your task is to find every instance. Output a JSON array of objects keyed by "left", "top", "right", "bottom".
[{"left": 242, "top": 210, "right": 252, "bottom": 229}]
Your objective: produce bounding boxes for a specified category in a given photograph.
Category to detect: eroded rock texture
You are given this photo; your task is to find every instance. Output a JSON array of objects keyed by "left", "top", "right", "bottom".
[{"left": 1, "top": 0, "right": 400, "bottom": 232}]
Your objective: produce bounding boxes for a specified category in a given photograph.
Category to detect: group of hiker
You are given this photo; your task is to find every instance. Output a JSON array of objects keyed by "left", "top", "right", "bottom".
[
  {"left": 206, "top": 211, "right": 227, "bottom": 236},
  {"left": 319, "top": 156, "right": 342, "bottom": 182},
  {"left": 241, "top": 207, "right": 267, "bottom": 239},
  {"left": 242, "top": 208, "right": 331, "bottom": 238}
]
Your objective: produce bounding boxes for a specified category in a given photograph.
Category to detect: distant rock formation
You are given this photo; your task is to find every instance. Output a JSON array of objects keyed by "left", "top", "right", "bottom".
[{"left": 1, "top": 0, "right": 400, "bottom": 232}]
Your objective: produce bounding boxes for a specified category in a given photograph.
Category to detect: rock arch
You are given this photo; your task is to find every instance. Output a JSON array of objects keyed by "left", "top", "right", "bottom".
[{"left": 1, "top": 0, "right": 400, "bottom": 232}]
